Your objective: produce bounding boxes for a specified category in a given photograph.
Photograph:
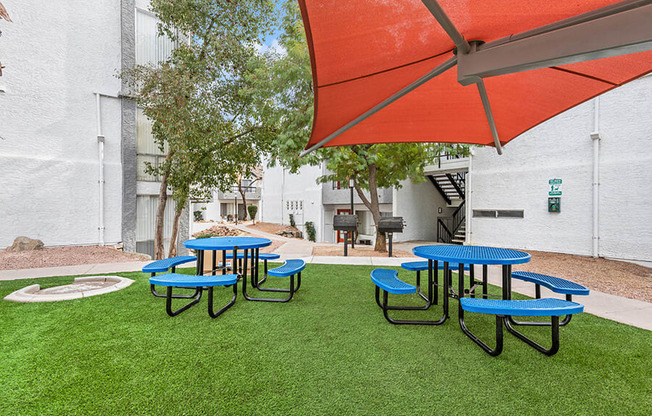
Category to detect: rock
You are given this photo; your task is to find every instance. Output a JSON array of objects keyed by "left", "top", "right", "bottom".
[
  {"left": 276, "top": 227, "right": 303, "bottom": 239},
  {"left": 6, "top": 236, "right": 44, "bottom": 252},
  {"left": 192, "top": 225, "right": 243, "bottom": 238}
]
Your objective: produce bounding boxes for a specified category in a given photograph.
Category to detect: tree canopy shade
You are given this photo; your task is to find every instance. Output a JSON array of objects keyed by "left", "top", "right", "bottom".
[{"left": 298, "top": 0, "right": 652, "bottom": 153}]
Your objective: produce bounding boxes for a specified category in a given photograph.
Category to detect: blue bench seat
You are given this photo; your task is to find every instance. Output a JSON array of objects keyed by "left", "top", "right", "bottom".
[
  {"left": 371, "top": 269, "right": 446, "bottom": 325},
  {"left": 242, "top": 259, "right": 305, "bottom": 303},
  {"left": 371, "top": 269, "right": 416, "bottom": 294},
  {"left": 148, "top": 273, "right": 237, "bottom": 318},
  {"left": 142, "top": 255, "right": 196, "bottom": 274},
  {"left": 511, "top": 271, "right": 589, "bottom": 296},
  {"left": 143, "top": 256, "right": 199, "bottom": 300},
  {"left": 150, "top": 273, "right": 237, "bottom": 288},
  {"left": 460, "top": 297, "right": 584, "bottom": 317},
  {"left": 459, "top": 297, "right": 585, "bottom": 356},
  {"left": 268, "top": 259, "right": 306, "bottom": 277},
  {"left": 510, "top": 271, "right": 589, "bottom": 327}
]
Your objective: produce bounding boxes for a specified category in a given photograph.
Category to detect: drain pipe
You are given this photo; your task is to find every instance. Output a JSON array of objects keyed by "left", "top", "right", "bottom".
[
  {"left": 95, "top": 93, "right": 106, "bottom": 246},
  {"left": 590, "top": 98, "right": 601, "bottom": 258}
]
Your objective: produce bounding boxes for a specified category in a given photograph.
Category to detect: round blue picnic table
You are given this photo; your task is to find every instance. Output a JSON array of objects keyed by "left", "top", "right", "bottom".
[
  {"left": 184, "top": 237, "right": 272, "bottom": 279},
  {"left": 184, "top": 236, "right": 271, "bottom": 251},
  {"left": 412, "top": 245, "right": 530, "bottom": 265},
  {"left": 412, "top": 245, "right": 531, "bottom": 319}
]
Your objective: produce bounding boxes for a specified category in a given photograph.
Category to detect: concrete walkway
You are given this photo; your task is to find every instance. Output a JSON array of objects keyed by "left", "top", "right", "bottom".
[{"left": 1, "top": 228, "right": 649, "bottom": 331}]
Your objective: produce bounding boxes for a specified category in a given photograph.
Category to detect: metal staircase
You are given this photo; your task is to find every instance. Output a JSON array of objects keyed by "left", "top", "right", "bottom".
[{"left": 429, "top": 172, "right": 466, "bottom": 244}]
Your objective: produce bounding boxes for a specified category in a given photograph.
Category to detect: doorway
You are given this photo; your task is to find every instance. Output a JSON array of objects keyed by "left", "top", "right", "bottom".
[{"left": 336, "top": 208, "right": 351, "bottom": 243}]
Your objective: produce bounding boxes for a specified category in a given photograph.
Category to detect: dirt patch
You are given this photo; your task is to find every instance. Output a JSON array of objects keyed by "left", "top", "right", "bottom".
[
  {"left": 312, "top": 245, "right": 414, "bottom": 258},
  {"left": 513, "top": 251, "right": 652, "bottom": 302},
  {"left": 246, "top": 222, "right": 288, "bottom": 235},
  {"left": 0, "top": 246, "right": 150, "bottom": 271},
  {"left": 192, "top": 225, "right": 245, "bottom": 238}
]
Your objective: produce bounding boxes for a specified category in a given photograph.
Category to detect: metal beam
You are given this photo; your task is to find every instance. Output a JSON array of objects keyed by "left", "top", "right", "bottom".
[
  {"left": 457, "top": 2, "right": 652, "bottom": 85},
  {"left": 299, "top": 56, "right": 457, "bottom": 157},
  {"left": 476, "top": 80, "right": 503, "bottom": 155},
  {"left": 420, "top": 0, "right": 470, "bottom": 54}
]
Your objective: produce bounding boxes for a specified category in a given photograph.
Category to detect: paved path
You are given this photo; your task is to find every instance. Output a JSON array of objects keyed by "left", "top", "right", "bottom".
[{"left": 1, "top": 232, "right": 649, "bottom": 331}]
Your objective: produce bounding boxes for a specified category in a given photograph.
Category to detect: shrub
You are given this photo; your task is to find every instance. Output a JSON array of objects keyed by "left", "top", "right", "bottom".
[
  {"left": 289, "top": 213, "right": 296, "bottom": 228},
  {"left": 247, "top": 205, "right": 258, "bottom": 222},
  {"left": 193, "top": 210, "right": 203, "bottom": 222},
  {"left": 305, "top": 221, "right": 316, "bottom": 242}
]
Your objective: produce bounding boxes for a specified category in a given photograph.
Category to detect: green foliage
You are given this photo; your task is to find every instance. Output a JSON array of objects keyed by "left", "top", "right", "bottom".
[
  {"left": 257, "top": 1, "right": 469, "bottom": 192},
  {"left": 289, "top": 213, "right": 296, "bottom": 228},
  {"left": 305, "top": 221, "right": 316, "bottom": 242},
  {"left": 193, "top": 210, "right": 203, "bottom": 222},
  {"left": 121, "top": 0, "right": 278, "bottom": 214},
  {"left": 247, "top": 205, "right": 258, "bottom": 221},
  {"left": 194, "top": 232, "right": 215, "bottom": 239}
]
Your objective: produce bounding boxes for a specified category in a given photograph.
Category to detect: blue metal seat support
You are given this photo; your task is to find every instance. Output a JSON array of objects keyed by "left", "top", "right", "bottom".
[
  {"left": 458, "top": 296, "right": 584, "bottom": 356},
  {"left": 370, "top": 268, "right": 447, "bottom": 325},
  {"left": 149, "top": 273, "right": 238, "bottom": 318}
]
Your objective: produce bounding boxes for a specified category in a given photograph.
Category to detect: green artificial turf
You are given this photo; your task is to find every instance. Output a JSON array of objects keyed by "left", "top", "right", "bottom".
[{"left": 1, "top": 264, "right": 650, "bottom": 415}]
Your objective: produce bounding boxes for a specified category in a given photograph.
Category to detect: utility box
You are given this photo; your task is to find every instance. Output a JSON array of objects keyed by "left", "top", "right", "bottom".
[{"left": 548, "top": 197, "right": 561, "bottom": 213}]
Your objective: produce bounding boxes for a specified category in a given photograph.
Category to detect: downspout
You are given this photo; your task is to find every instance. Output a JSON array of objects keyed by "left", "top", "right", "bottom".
[
  {"left": 590, "top": 98, "right": 601, "bottom": 258},
  {"left": 465, "top": 150, "right": 473, "bottom": 244},
  {"left": 95, "top": 93, "right": 106, "bottom": 246}
]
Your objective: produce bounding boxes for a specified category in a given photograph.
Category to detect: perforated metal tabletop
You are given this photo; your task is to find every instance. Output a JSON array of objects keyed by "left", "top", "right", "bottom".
[{"left": 412, "top": 245, "right": 530, "bottom": 265}]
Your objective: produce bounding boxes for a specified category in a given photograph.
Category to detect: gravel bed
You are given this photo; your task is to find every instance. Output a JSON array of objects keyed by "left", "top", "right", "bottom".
[{"left": 0, "top": 246, "right": 149, "bottom": 271}]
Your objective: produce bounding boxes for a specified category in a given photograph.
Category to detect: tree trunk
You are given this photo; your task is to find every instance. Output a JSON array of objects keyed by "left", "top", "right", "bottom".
[
  {"left": 353, "top": 163, "right": 386, "bottom": 252},
  {"left": 154, "top": 155, "right": 173, "bottom": 260},
  {"left": 167, "top": 204, "right": 183, "bottom": 258},
  {"left": 238, "top": 182, "right": 248, "bottom": 221}
]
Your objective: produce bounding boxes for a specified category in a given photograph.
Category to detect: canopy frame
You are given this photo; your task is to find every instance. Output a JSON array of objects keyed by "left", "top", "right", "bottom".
[{"left": 301, "top": 0, "right": 652, "bottom": 156}]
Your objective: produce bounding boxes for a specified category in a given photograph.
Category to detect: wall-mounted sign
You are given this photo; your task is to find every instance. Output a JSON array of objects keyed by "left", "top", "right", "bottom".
[{"left": 549, "top": 178, "right": 562, "bottom": 196}]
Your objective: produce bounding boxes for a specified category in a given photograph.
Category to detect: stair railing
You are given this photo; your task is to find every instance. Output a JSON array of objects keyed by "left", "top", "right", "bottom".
[
  {"left": 451, "top": 200, "right": 466, "bottom": 237},
  {"left": 437, "top": 218, "right": 452, "bottom": 243}
]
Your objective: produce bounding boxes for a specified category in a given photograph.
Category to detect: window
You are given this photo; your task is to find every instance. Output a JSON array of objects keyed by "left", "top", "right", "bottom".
[
  {"left": 473, "top": 209, "right": 524, "bottom": 218},
  {"left": 136, "top": 108, "right": 167, "bottom": 181},
  {"left": 136, "top": 195, "right": 177, "bottom": 258},
  {"left": 136, "top": 9, "right": 176, "bottom": 66}
]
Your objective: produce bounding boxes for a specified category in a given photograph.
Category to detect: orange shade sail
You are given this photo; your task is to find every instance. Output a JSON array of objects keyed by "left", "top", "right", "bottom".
[{"left": 299, "top": 0, "right": 652, "bottom": 152}]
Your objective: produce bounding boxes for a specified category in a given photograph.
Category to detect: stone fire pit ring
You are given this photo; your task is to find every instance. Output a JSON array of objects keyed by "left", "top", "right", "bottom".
[{"left": 4, "top": 276, "right": 135, "bottom": 303}]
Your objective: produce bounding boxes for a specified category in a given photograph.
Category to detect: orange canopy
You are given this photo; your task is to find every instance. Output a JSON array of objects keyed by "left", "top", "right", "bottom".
[{"left": 299, "top": 0, "right": 652, "bottom": 152}]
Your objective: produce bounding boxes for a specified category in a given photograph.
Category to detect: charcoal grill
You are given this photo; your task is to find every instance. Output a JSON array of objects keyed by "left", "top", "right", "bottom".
[
  {"left": 377, "top": 217, "right": 406, "bottom": 257},
  {"left": 333, "top": 215, "right": 357, "bottom": 256}
]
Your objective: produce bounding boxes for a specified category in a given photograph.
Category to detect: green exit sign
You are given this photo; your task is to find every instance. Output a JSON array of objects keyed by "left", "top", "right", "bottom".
[{"left": 549, "top": 178, "right": 562, "bottom": 196}]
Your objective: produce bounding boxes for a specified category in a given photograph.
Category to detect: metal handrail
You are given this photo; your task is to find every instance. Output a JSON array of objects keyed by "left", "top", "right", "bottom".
[{"left": 437, "top": 218, "right": 453, "bottom": 243}]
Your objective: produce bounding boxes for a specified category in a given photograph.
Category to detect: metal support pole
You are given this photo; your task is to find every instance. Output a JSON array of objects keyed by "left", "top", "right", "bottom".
[
  {"left": 388, "top": 233, "right": 393, "bottom": 257},
  {"left": 344, "top": 232, "right": 348, "bottom": 257}
]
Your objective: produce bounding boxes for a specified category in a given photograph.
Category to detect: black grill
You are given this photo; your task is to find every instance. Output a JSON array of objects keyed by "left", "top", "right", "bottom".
[
  {"left": 333, "top": 215, "right": 358, "bottom": 231},
  {"left": 377, "top": 217, "right": 405, "bottom": 233}
]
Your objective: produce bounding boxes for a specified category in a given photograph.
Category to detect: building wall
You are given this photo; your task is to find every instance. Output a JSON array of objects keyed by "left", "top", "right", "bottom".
[
  {"left": 469, "top": 75, "right": 652, "bottom": 262},
  {"left": 260, "top": 163, "right": 324, "bottom": 241},
  {"left": 0, "top": 0, "right": 123, "bottom": 248},
  {"left": 394, "top": 179, "right": 456, "bottom": 242}
]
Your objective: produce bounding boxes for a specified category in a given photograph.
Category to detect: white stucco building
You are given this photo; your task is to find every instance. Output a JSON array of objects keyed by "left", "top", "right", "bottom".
[
  {"left": 261, "top": 74, "right": 652, "bottom": 264},
  {"left": 0, "top": 0, "right": 189, "bottom": 257}
]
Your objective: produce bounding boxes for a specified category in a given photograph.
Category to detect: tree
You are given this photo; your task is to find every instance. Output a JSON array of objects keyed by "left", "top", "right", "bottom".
[
  {"left": 259, "top": 1, "right": 468, "bottom": 251},
  {"left": 236, "top": 166, "right": 262, "bottom": 221},
  {"left": 122, "top": 0, "right": 276, "bottom": 259},
  {"left": 247, "top": 205, "right": 258, "bottom": 224}
]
